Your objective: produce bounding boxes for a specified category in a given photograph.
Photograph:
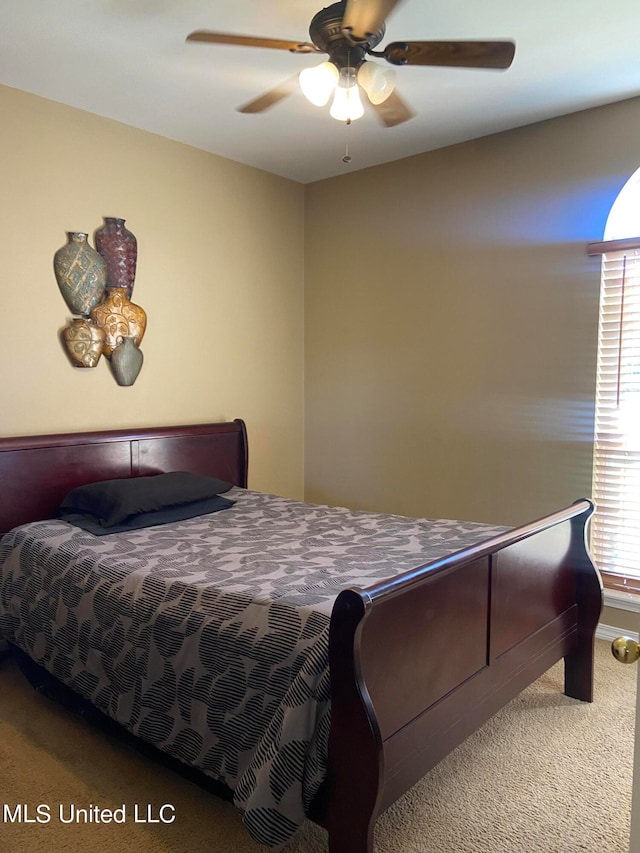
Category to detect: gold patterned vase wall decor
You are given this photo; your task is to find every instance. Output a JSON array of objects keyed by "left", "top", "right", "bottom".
[
  {"left": 53, "top": 232, "right": 107, "bottom": 316},
  {"left": 90, "top": 287, "right": 147, "bottom": 358},
  {"left": 110, "top": 336, "right": 144, "bottom": 386},
  {"left": 95, "top": 217, "right": 137, "bottom": 298},
  {"left": 61, "top": 318, "right": 106, "bottom": 368}
]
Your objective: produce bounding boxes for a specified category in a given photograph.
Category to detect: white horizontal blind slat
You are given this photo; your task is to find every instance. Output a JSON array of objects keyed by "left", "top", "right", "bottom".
[{"left": 592, "top": 247, "right": 640, "bottom": 579}]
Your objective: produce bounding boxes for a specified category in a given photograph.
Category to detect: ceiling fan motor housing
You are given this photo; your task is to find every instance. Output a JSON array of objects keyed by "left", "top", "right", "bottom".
[{"left": 309, "top": 2, "right": 385, "bottom": 69}]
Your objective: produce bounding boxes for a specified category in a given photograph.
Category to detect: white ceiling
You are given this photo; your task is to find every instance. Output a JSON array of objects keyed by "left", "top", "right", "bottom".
[{"left": 3, "top": 0, "right": 640, "bottom": 184}]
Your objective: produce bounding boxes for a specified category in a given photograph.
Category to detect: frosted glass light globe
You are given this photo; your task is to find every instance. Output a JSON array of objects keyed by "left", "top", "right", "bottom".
[
  {"left": 358, "top": 60, "right": 396, "bottom": 105},
  {"left": 329, "top": 67, "right": 365, "bottom": 122},
  {"left": 299, "top": 62, "right": 339, "bottom": 107}
]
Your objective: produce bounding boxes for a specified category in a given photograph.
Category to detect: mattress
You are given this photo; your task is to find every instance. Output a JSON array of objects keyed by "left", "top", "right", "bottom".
[{"left": 0, "top": 487, "right": 507, "bottom": 847}]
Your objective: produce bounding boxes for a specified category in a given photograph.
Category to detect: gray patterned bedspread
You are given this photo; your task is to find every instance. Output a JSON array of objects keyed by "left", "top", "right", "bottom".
[{"left": 0, "top": 488, "right": 507, "bottom": 848}]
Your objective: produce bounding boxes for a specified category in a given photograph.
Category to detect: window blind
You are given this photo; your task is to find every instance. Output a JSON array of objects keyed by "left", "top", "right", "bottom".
[{"left": 591, "top": 245, "right": 640, "bottom": 584}]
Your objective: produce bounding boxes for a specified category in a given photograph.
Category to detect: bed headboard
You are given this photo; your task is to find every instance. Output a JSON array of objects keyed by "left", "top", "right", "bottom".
[{"left": 0, "top": 419, "right": 248, "bottom": 536}]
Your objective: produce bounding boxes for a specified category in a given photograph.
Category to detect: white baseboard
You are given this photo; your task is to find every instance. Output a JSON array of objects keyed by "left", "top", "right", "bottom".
[
  {"left": 598, "top": 588, "right": 640, "bottom": 642},
  {"left": 603, "top": 588, "right": 640, "bottom": 613},
  {"left": 597, "top": 623, "right": 639, "bottom": 643}
]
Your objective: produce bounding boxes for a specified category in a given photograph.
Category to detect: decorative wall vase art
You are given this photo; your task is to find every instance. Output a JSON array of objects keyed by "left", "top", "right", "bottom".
[
  {"left": 61, "top": 318, "right": 106, "bottom": 368},
  {"left": 53, "top": 232, "right": 107, "bottom": 316},
  {"left": 110, "top": 336, "right": 144, "bottom": 386},
  {"left": 55, "top": 217, "right": 146, "bottom": 386},
  {"left": 95, "top": 217, "right": 137, "bottom": 297},
  {"left": 90, "top": 287, "right": 147, "bottom": 357}
]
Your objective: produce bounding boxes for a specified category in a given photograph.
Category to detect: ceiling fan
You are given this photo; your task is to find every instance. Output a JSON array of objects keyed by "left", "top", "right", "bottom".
[{"left": 186, "top": 0, "right": 515, "bottom": 127}]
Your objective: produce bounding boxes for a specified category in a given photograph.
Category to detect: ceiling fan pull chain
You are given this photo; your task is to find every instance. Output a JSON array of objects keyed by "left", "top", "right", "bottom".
[
  {"left": 342, "top": 53, "right": 355, "bottom": 158},
  {"left": 342, "top": 124, "right": 352, "bottom": 164}
]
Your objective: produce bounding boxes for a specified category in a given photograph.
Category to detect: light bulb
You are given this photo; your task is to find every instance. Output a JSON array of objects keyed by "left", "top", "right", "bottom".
[
  {"left": 358, "top": 61, "right": 396, "bottom": 105},
  {"left": 329, "top": 67, "right": 365, "bottom": 122},
  {"left": 299, "top": 61, "right": 339, "bottom": 107}
]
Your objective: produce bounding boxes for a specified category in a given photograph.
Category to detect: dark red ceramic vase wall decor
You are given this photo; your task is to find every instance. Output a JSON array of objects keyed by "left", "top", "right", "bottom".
[{"left": 95, "top": 217, "right": 137, "bottom": 297}]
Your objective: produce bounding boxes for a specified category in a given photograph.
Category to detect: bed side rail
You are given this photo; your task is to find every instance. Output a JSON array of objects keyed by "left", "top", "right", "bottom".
[{"left": 361, "top": 499, "right": 597, "bottom": 603}]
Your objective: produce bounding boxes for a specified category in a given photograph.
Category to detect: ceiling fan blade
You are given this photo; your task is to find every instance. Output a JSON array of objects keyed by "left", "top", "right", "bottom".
[
  {"left": 372, "top": 89, "right": 414, "bottom": 127},
  {"left": 186, "top": 31, "right": 321, "bottom": 54},
  {"left": 237, "top": 78, "right": 299, "bottom": 114},
  {"left": 342, "top": 0, "right": 404, "bottom": 41},
  {"left": 383, "top": 40, "right": 515, "bottom": 68}
]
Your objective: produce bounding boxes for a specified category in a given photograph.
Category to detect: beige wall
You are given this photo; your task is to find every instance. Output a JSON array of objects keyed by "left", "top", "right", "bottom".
[
  {"left": 5, "top": 82, "right": 640, "bottom": 526},
  {"left": 305, "top": 97, "right": 640, "bottom": 526},
  {"left": 0, "top": 85, "right": 305, "bottom": 498}
]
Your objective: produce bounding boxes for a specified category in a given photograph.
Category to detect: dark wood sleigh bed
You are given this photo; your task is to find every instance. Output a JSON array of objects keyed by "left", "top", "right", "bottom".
[{"left": 0, "top": 419, "right": 603, "bottom": 852}]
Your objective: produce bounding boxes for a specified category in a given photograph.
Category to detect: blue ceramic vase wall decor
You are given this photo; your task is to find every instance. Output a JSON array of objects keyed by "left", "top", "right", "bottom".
[{"left": 54, "top": 232, "right": 107, "bottom": 316}]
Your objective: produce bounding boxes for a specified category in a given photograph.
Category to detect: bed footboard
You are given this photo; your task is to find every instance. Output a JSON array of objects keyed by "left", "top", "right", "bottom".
[{"left": 323, "top": 499, "right": 602, "bottom": 853}]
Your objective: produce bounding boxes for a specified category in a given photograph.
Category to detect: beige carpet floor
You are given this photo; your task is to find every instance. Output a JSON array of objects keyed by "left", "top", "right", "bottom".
[{"left": 0, "top": 639, "right": 635, "bottom": 853}]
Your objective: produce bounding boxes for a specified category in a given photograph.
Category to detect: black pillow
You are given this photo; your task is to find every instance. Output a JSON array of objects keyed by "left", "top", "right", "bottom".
[
  {"left": 60, "top": 494, "right": 235, "bottom": 535},
  {"left": 58, "top": 471, "right": 233, "bottom": 528}
]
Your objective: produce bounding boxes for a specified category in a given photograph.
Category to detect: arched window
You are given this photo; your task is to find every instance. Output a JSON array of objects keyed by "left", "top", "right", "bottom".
[{"left": 589, "top": 168, "right": 640, "bottom": 590}]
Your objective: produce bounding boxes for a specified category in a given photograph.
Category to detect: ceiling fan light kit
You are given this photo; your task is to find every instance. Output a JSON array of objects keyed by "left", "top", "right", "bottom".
[
  {"left": 299, "top": 59, "right": 394, "bottom": 121},
  {"left": 186, "top": 0, "right": 516, "bottom": 128}
]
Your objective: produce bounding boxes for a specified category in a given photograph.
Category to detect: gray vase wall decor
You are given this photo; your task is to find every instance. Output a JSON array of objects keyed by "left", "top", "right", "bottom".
[
  {"left": 54, "top": 232, "right": 107, "bottom": 316},
  {"left": 95, "top": 217, "right": 138, "bottom": 297},
  {"left": 110, "top": 335, "right": 143, "bottom": 386}
]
